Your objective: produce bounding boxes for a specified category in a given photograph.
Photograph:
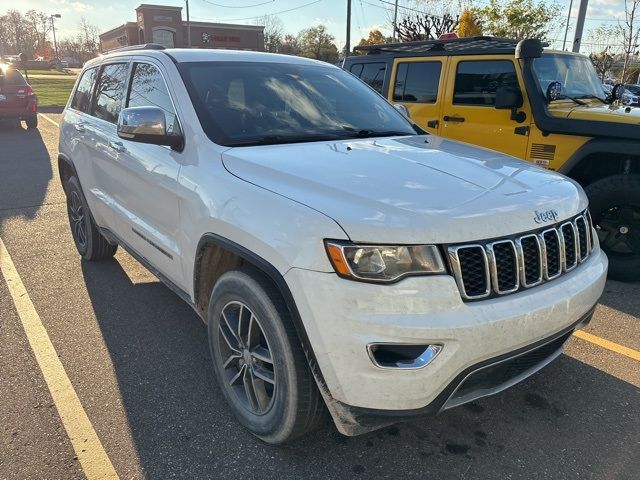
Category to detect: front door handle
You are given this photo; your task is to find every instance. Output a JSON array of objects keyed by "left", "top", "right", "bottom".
[
  {"left": 427, "top": 119, "right": 439, "bottom": 129},
  {"left": 74, "top": 123, "right": 85, "bottom": 132},
  {"left": 108, "top": 140, "right": 126, "bottom": 153},
  {"left": 443, "top": 115, "right": 465, "bottom": 123}
]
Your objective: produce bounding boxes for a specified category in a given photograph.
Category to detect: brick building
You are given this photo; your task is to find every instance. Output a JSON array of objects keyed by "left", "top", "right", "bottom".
[{"left": 99, "top": 4, "right": 264, "bottom": 52}]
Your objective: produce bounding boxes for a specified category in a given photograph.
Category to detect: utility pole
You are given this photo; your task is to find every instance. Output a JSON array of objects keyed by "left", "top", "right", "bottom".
[
  {"left": 345, "top": 0, "right": 351, "bottom": 57},
  {"left": 392, "top": 0, "right": 399, "bottom": 42},
  {"left": 186, "top": 0, "right": 191, "bottom": 47},
  {"left": 562, "top": 0, "right": 573, "bottom": 50},
  {"left": 51, "top": 14, "right": 61, "bottom": 60},
  {"left": 572, "top": 0, "right": 589, "bottom": 53}
]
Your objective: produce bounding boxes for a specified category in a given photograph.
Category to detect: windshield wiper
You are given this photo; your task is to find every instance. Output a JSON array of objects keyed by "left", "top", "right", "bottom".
[
  {"left": 575, "top": 94, "right": 606, "bottom": 103},
  {"left": 555, "top": 94, "right": 587, "bottom": 106},
  {"left": 340, "top": 128, "right": 414, "bottom": 138},
  {"left": 227, "top": 133, "right": 342, "bottom": 147}
]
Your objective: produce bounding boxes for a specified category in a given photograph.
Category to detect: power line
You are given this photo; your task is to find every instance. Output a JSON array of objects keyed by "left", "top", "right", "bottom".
[
  {"left": 199, "top": 0, "right": 275, "bottom": 8},
  {"left": 192, "top": 0, "right": 322, "bottom": 22}
]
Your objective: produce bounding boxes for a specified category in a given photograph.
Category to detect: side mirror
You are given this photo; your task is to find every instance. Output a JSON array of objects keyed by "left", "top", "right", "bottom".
[
  {"left": 393, "top": 103, "right": 410, "bottom": 119},
  {"left": 495, "top": 86, "right": 523, "bottom": 110},
  {"left": 117, "top": 106, "right": 183, "bottom": 150},
  {"left": 611, "top": 83, "right": 626, "bottom": 102},
  {"left": 546, "top": 81, "right": 562, "bottom": 103}
]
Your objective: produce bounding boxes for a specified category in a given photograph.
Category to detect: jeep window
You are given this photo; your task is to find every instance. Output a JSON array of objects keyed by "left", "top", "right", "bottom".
[
  {"left": 454, "top": 61, "right": 520, "bottom": 106},
  {"left": 93, "top": 63, "right": 129, "bottom": 124},
  {"left": 349, "top": 62, "right": 386, "bottom": 94},
  {"left": 179, "top": 61, "right": 416, "bottom": 147},
  {"left": 70, "top": 67, "right": 97, "bottom": 113},
  {"left": 127, "top": 62, "right": 180, "bottom": 135},
  {"left": 393, "top": 62, "right": 441, "bottom": 103},
  {"left": 533, "top": 54, "right": 606, "bottom": 101}
]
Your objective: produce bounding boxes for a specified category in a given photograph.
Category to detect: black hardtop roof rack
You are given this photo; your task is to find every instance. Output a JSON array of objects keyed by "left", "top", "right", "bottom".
[
  {"left": 352, "top": 36, "right": 548, "bottom": 57},
  {"left": 104, "top": 43, "right": 166, "bottom": 54}
]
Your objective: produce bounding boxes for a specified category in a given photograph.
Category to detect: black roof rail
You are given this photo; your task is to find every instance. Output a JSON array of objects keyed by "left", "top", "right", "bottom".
[
  {"left": 352, "top": 36, "right": 548, "bottom": 57},
  {"left": 103, "top": 43, "right": 166, "bottom": 54}
]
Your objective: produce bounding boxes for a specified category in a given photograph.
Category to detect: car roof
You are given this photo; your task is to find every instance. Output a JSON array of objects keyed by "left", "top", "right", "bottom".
[{"left": 86, "top": 47, "right": 336, "bottom": 69}]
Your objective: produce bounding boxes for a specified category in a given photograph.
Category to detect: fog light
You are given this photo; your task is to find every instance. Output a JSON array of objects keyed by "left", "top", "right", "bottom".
[{"left": 367, "top": 343, "right": 442, "bottom": 369}]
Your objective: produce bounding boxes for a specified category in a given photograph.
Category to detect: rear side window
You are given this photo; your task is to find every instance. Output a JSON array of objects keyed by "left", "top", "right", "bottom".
[
  {"left": 393, "top": 62, "right": 442, "bottom": 103},
  {"left": 454, "top": 60, "right": 519, "bottom": 106},
  {"left": 93, "top": 63, "right": 129, "bottom": 123},
  {"left": 126, "top": 62, "right": 179, "bottom": 134},
  {"left": 350, "top": 62, "right": 386, "bottom": 94},
  {"left": 70, "top": 67, "right": 97, "bottom": 113},
  {"left": 0, "top": 69, "right": 26, "bottom": 85}
]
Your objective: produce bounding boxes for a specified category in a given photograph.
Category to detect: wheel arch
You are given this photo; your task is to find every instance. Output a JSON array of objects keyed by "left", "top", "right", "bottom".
[
  {"left": 58, "top": 152, "right": 78, "bottom": 194},
  {"left": 193, "top": 232, "right": 328, "bottom": 390},
  {"left": 560, "top": 139, "right": 640, "bottom": 187}
]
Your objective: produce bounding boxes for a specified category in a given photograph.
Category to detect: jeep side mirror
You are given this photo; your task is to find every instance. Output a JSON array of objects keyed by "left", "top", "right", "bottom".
[
  {"left": 117, "top": 106, "right": 183, "bottom": 151},
  {"left": 546, "top": 81, "right": 562, "bottom": 103},
  {"left": 495, "top": 87, "right": 526, "bottom": 123}
]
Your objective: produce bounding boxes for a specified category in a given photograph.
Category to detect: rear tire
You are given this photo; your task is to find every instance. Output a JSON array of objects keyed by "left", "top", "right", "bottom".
[
  {"left": 25, "top": 115, "right": 38, "bottom": 129},
  {"left": 585, "top": 174, "right": 640, "bottom": 282},
  {"left": 207, "top": 268, "right": 325, "bottom": 444},
  {"left": 65, "top": 176, "right": 117, "bottom": 261}
]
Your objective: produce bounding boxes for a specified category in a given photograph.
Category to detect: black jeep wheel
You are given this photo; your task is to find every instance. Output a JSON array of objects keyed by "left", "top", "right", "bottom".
[{"left": 585, "top": 174, "right": 640, "bottom": 282}]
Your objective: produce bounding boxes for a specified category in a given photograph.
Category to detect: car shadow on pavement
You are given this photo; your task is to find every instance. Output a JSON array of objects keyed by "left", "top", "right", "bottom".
[
  {"left": 81, "top": 259, "right": 639, "bottom": 480},
  {"left": 0, "top": 122, "right": 52, "bottom": 232},
  {"left": 597, "top": 279, "right": 640, "bottom": 317}
]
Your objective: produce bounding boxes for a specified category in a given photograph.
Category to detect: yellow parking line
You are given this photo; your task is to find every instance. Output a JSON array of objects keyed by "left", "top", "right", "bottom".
[
  {"left": 0, "top": 238, "right": 119, "bottom": 479},
  {"left": 574, "top": 329, "right": 640, "bottom": 362},
  {"left": 38, "top": 113, "right": 60, "bottom": 127}
]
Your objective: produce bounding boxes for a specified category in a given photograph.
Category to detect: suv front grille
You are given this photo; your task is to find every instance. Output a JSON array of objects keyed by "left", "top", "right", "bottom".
[{"left": 448, "top": 211, "right": 594, "bottom": 301}]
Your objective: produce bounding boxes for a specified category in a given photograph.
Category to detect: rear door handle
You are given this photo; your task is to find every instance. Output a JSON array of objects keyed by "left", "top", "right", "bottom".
[
  {"left": 427, "top": 119, "right": 439, "bottom": 129},
  {"left": 74, "top": 123, "right": 85, "bottom": 132},
  {"left": 108, "top": 140, "right": 126, "bottom": 153},
  {"left": 443, "top": 115, "right": 465, "bottom": 123}
]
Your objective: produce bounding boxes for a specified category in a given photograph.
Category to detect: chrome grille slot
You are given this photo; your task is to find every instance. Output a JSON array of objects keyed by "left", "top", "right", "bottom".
[
  {"left": 449, "top": 211, "right": 594, "bottom": 301},
  {"left": 560, "top": 222, "right": 578, "bottom": 271}
]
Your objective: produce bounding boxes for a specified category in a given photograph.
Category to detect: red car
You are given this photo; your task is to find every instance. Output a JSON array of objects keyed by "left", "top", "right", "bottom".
[{"left": 0, "top": 65, "right": 38, "bottom": 129}]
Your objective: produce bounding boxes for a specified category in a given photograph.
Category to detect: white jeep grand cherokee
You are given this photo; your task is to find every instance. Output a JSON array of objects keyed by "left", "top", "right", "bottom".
[{"left": 58, "top": 45, "right": 607, "bottom": 444}]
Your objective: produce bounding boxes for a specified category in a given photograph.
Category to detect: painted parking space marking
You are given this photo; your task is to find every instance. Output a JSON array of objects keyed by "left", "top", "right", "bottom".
[
  {"left": 38, "top": 113, "right": 60, "bottom": 127},
  {"left": 574, "top": 329, "right": 640, "bottom": 362},
  {"left": 0, "top": 237, "right": 119, "bottom": 479}
]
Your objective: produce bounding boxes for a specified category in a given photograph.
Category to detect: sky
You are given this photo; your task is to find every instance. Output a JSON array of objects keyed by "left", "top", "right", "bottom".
[{"left": 3, "top": 0, "right": 632, "bottom": 52}]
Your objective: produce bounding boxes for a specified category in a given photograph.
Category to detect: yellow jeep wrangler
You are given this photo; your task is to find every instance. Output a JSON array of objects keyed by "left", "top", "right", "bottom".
[{"left": 344, "top": 37, "right": 640, "bottom": 281}]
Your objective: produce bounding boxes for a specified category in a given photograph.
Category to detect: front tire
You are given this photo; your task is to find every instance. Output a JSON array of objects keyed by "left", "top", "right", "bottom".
[
  {"left": 207, "top": 269, "right": 324, "bottom": 444},
  {"left": 65, "top": 176, "right": 117, "bottom": 261},
  {"left": 585, "top": 174, "right": 640, "bottom": 281}
]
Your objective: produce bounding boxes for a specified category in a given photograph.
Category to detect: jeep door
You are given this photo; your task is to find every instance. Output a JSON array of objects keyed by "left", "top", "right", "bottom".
[
  {"left": 105, "top": 60, "right": 184, "bottom": 287},
  {"left": 440, "top": 57, "right": 531, "bottom": 158},
  {"left": 388, "top": 57, "right": 447, "bottom": 135}
]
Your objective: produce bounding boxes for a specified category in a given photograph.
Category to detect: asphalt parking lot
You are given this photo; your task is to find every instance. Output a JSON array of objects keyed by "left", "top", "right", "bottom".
[{"left": 0, "top": 114, "right": 639, "bottom": 480}]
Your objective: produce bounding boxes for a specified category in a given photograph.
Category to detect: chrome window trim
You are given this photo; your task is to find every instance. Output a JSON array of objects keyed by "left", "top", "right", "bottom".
[
  {"left": 486, "top": 240, "right": 519, "bottom": 294},
  {"left": 515, "top": 234, "right": 543, "bottom": 287},
  {"left": 447, "top": 245, "right": 491, "bottom": 300}
]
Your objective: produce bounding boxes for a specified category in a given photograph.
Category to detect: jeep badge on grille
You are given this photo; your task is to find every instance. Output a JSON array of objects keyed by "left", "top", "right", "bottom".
[{"left": 534, "top": 209, "right": 560, "bottom": 224}]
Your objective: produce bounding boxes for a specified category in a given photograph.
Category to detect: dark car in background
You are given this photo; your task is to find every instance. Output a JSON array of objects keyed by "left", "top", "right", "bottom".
[
  {"left": 624, "top": 84, "right": 640, "bottom": 105},
  {"left": 0, "top": 65, "right": 38, "bottom": 129}
]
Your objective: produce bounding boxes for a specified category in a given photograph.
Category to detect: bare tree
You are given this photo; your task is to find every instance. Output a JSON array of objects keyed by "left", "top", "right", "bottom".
[
  {"left": 396, "top": 13, "right": 459, "bottom": 41},
  {"left": 254, "top": 15, "right": 284, "bottom": 53},
  {"left": 25, "top": 10, "right": 51, "bottom": 50},
  {"left": 620, "top": 0, "right": 640, "bottom": 83},
  {"left": 588, "top": 25, "right": 623, "bottom": 82}
]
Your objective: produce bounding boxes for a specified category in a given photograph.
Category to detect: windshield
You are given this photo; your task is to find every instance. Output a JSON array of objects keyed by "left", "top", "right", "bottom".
[
  {"left": 178, "top": 61, "right": 417, "bottom": 147},
  {"left": 533, "top": 54, "right": 605, "bottom": 100}
]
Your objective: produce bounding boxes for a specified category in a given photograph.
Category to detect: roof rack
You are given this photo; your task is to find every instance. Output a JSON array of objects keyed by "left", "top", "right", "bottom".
[
  {"left": 103, "top": 43, "right": 166, "bottom": 54},
  {"left": 353, "top": 36, "right": 548, "bottom": 56}
]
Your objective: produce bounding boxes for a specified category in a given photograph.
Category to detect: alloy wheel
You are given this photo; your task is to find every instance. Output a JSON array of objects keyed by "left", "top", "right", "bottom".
[
  {"left": 68, "top": 190, "right": 87, "bottom": 249},
  {"left": 218, "top": 301, "right": 276, "bottom": 415}
]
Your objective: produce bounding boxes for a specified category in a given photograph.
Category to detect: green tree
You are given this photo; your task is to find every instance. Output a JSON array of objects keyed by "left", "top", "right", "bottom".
[
  {"left": 297, "top": 25, "right": 339, "bottom": 63},
  {"left": 477, "top": 0, "right": 561, "bottom": 40},
  {"left": 457, "top": 9, "right": 483, "bottom": 37}
]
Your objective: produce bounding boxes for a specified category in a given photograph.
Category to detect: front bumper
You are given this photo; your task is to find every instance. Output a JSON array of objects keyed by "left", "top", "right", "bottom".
[{"left": 285, "top": 248, "right": 607, "bottom": 432}]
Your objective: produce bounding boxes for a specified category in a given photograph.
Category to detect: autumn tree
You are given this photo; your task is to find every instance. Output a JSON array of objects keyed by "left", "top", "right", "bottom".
[
  {"left": 279, "top": 34, "right": 301, "bottom": 56},
  {"left": 355, "top": 29, "right": 393, "bottom": 53},
  {"left": 457, "top": 9, "right": 483, "bottom": 37},
  {"left": 620, "top": 0, "right": 640, "bottom": 83},
  {"left": 477, "top": 0, "right": 561, "bottom": 40},
  {"left": 587, "top": 25, "right": 622, "bottom": 82},
  {"left": 297, "top": 25, "right": 339, "bottom": 63}
]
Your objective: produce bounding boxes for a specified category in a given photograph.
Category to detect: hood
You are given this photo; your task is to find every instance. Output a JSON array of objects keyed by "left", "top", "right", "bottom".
[
  {"left": 549, "top": 101, "right": 640, "bottom": 125},
  {"left": 222, "top": 135, "right": 588, "bottom": 244}
]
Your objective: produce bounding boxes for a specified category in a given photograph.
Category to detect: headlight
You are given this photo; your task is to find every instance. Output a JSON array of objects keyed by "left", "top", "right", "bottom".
[{"left": 324, "top": 241, "right": 446, "bottom": 283}]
